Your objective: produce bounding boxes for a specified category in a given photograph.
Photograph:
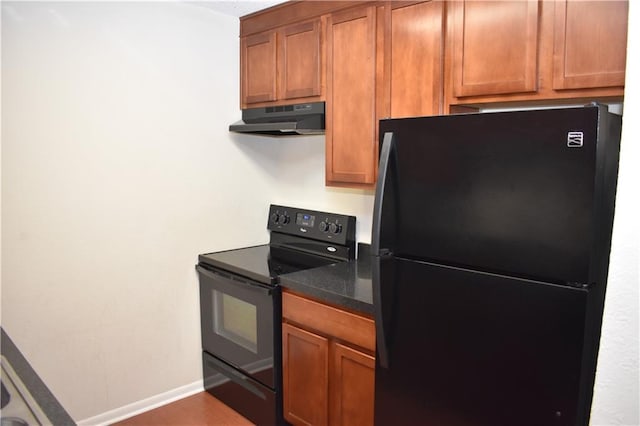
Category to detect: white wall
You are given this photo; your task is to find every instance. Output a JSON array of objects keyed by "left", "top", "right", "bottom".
[
  {"left": 236, "top": 132, "right": 376, "bottom": 243},
  {"left": 1, "top": 1, "right": 278, "bottom": 421},
  {"left": 590, "top": 1, "right": 640, "bottom": 424}
]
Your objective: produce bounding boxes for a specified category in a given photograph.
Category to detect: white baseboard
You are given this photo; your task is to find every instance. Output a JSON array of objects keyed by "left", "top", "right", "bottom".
[{"left": 77, "top": 380, "right": 204, "bottom": 426}]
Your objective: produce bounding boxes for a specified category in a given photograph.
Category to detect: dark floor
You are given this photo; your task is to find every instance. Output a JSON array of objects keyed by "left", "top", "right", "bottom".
[{"left": 110, "top": 392, "right": 254, "bottom": 426}]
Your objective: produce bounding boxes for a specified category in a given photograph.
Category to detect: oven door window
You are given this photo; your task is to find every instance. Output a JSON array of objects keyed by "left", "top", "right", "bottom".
[
  {"left": 214, "top": 291, "right": 258, "bottom": 353},
  {"left": 198, "top": 265, "right": 275, "bottom": 388}
]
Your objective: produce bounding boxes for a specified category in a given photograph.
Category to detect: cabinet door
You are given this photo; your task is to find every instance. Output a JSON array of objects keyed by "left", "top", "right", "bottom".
[
  {"left": 450, "top": 0, "right": 540, "bottom": 97},
  {"left": 326, "top": 6, "right": 377, "bottom": 186},
  {"left": 329, "top": 342, "right": 375, "bottom": 426},
  {"left": 282, "top": 322, "right": 329, "bottom": 426},
  {"left": 552, "top": 0, "right": 628, "bottom": 90},
  {"left": 386, "top": 1, "right": 444, "bottom": 118},
  {"left": 279, "top": 20, "right": 322, "bottom": 100},
  {"left": 241, "top": 31, "right": 277, "bottom": 105}
]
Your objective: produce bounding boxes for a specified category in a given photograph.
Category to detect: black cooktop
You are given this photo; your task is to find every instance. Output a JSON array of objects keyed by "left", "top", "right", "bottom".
[
  {"left": 198, "top": 244, "right": 340, "bottom": 286},
  {"left": 198, "top": 205, "right": 357, "bottom": 286}
]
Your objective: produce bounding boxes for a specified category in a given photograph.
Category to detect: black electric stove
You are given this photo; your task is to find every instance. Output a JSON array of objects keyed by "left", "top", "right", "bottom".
[{"left": 197, "top": 204, "right": 356, "bottom": 425}]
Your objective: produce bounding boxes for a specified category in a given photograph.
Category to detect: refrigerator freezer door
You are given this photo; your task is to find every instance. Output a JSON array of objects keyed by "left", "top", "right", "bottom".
[
  {"left": 378, "top": 106, "right": 620, "bottom": 285},
  {"left": 374, "top": 257, "right": 588, "bottom": 426}
]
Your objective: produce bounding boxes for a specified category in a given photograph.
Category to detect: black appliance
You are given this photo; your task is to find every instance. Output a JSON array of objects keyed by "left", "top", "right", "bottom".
[
  {"left": 372, "top": 104, "right": 621, "bottom": 426},
  {"left": 197, "top": 204, "right": 355, "bottom": 425},
  {"left": 229, "top": 102, "right": 325, "bottom": 136}
]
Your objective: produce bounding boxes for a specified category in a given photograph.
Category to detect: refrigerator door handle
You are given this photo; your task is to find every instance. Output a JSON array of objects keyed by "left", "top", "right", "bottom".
[
  {"left": 372, "top": 256, "right": 391, "bottom": 369},
  {"left": 372, "top": 131, "right": 396, "bottom": 255}
]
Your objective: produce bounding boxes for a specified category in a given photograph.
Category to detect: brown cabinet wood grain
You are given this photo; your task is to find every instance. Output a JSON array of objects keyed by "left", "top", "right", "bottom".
[
  {"left": 445, "top": 0, "right": 627, "bottom": 108},
  {"left": 239, "top": 0, "right": 627, "bottom": 187},
  {"left": 329, "top": 342, "right": 375, "bottom": 426},
  {"left": 329, "top": 1, "right": 446, "bottom": 188},
  {"left": 382, "top": 1, "right": 444, "bottom": 118},
  {"left": 326, "top": 1, "right": 445, "bottom": 187},
  {"left": 241, "top": 19, "right": 323, "bottom": 107},
  {"left": 449, "top": 0, "right": 540, "bottom": 98},
  {"left": 280, "top": 20, "right": 323, "bottom": 100},
  {"left": 282, "top": 322, "right": 329, "bottom": 426},
  {"left": 282, "top": 292, "right": 375, "bottom": 426},
  {"left": 241, "top": 31, "right": 277, "bottom": 105},
  {"left": 326, "top": 5, "right": 378, "bottom": 187},
  {"left": 552, "top": 0, "right": 628, "bottom": 90}
]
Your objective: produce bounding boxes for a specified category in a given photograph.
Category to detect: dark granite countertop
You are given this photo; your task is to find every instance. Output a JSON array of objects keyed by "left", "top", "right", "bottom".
[
  {"left": 279, "top": 243, "right": 374, "bottom": 316},
  {"left": 1, "top": 328, "right": 75, "bottom": 426}
]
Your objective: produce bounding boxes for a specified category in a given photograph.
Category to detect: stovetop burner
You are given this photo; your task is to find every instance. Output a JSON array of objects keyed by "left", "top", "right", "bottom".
[
  {"left": 198, "top": 244, "right": 341, "bottom": 285},
  {"left": 198, "top": 205, "right": 356, "bottom": 285}
]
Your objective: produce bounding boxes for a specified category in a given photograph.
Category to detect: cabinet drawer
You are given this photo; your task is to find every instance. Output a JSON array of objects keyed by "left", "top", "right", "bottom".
[{"left": 282, "top": 292, "right": 375, "bottom": 352}]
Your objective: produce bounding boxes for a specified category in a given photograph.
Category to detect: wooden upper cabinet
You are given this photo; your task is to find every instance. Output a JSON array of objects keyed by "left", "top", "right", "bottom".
[
  {"left": 383, "top": 1, "right": 444, "bottom": 118},
  {"left": 241, "top": 31, "right": 277, "bottom": 105},
  {"left": 326, "top": 5, "right": 378, "bottom": 187},
  {"left": 328, "top": 1, "right": 445, "bottom": 187},
  {"left": 450, "top": 0, "right": 540, "bottom": 97},
  {"left": 552, "top": 0, "right": 628, "bottom": 90},
  {"left": 239, "top": 0, "right": 627, "bottom": 187},
  {"left": 279, "top": 20, "right": 322, "bottom": 100},
  {"left": 241, "top": 19, "right": 322, "bottom": 107}
]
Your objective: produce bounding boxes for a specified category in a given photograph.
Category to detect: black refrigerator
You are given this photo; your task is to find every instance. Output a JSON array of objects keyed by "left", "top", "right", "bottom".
[{"left": 371, "top": 104, "right": 621, "bottom": 426}]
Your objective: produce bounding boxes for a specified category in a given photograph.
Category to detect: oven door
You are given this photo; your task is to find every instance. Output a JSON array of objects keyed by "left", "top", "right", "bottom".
[{"left": 197, "top": 264, "right": 276, "bottom": 389}]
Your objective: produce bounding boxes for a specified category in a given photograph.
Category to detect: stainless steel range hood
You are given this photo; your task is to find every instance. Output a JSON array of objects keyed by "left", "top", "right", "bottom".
[{"left": 229, "top": 102, "right": 325, "bottom": 136}]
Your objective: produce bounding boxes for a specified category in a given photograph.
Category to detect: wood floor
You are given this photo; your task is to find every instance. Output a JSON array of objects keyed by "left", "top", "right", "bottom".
[{"left": 111, "top": 392, "right": 254, "bottom": 426}]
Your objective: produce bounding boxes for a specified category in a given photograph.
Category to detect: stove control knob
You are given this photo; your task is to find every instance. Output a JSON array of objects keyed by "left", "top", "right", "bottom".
[
  {"left": 278, "top": 214, "right": 290, "bottom": 225},
  {"left": 329, "top": 223, "right": 342, "bottom": 234},
  {"left": 271, "top": 213, "right": 280, "bottom": 224},
  {"left": 319, "top": 221, "right": 328, "bottom": 232}
]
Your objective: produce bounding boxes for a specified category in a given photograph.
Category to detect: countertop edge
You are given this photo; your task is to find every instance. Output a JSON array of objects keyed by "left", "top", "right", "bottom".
[
  {"left": 278, "top": 243, "right": 374, "bottom": 317},
  {"left": 1, "top": 327, "right": 76, "bottom": 425},
  {"left": 279, "top": 276, "right": 374, "bottom": 317}
]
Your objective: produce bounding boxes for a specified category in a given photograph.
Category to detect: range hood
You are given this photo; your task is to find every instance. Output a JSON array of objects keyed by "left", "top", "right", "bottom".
[{"left": 229, "top": 102, "right": 325, "bottom": 136}]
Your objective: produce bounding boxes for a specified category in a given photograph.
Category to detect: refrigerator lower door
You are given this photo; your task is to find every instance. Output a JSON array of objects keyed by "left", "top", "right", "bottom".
[{"left": 374, "top": 257, "right": 588, "bottom": 426}]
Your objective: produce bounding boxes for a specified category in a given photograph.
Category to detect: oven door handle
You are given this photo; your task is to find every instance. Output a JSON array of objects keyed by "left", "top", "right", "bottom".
[{"left": 196, "top": 265, "right": 273, "bottom": 296}]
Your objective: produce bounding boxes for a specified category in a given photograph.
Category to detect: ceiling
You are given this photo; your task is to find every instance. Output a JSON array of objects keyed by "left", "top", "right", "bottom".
[{"left": 187, "top": 0, "right": 286, "bottom": 18}]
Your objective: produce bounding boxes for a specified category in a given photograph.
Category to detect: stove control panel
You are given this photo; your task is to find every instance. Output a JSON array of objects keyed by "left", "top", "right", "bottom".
[{"left": 267, "top": 204, "right": 356, "bottom": 246}]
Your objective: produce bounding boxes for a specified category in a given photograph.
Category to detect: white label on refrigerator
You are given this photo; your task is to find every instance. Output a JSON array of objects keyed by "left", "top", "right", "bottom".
[{"left": 567, "top": 131, "right": 584, "bottom": 147}]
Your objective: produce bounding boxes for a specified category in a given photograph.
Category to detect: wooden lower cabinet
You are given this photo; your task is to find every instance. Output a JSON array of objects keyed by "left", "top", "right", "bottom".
[
  {"left": 330, "top": 343, "right": 375, "bottom": 426},
  {"left": 282, "top": 292, "right": 375, "bottom": 426},
  {"left": 282, "top": 323, "right": 330, "bottom": 426}
]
